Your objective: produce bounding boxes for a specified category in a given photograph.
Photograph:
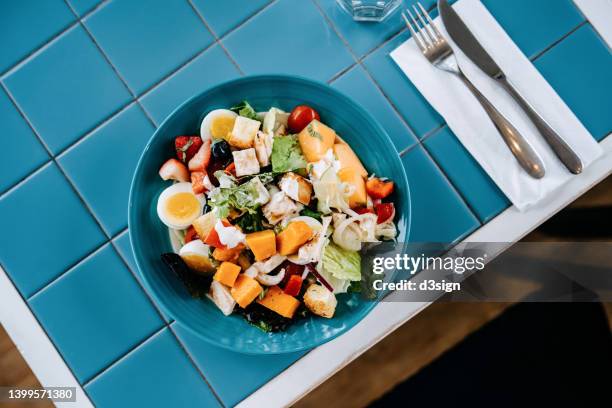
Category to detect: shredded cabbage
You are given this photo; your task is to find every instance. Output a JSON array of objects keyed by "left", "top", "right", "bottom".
[{"left": 313, "top": 168, "right": 349, "bottom": 214}]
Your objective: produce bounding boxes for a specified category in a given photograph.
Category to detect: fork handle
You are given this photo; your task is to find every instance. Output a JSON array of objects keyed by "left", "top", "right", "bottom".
[
  {"left": 457, "top": 72, "right": 545, "bottom": 179},
  {"left": 498, "top": 77, "right": 583, "bottom": 174}
]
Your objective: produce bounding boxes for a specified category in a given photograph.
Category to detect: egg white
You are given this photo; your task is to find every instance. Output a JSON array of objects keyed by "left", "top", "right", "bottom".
[
  {"left": 200, "top": 109, "right": 237, "bottom": 142},
  {"left": 179, "top": 239, "right": 211, "bottom": 258},
  {"left": 157, "top": 182, "right": 205, "bottom": 230}
]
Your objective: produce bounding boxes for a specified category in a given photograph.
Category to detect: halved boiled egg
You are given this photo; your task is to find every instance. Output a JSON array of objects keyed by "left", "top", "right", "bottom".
[
  {"left": 157, "top": 182, "right": 205, "bottom": 230},
  {"left": 200, "top": 109, "right": 237, "bottom": 142},
  {"left": 179, "top": 240, "right": 215, "bottom": 274}
]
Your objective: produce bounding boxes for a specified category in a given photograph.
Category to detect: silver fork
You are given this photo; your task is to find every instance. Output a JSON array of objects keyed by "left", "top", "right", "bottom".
[{"left": 403, "top": 4, "right": 545, "bottom": 179}]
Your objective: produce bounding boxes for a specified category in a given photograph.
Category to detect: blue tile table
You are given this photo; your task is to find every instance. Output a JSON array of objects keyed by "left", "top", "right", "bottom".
[{"left": 0, "top": 0, "right": 610, "bottom": 407}]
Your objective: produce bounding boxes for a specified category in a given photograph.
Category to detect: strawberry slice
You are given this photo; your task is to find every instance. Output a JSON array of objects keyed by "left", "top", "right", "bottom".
[
  {"left": 175, "top": 136, "right": 203, "bottom": 163},
  {"left": 159, "top": 158, "right": 189, "bottom": 182},
  {"left": 191, "top": 171, "right": 207, "bottom": 194},
  {"left": 188, "top": 140, "right": 211, "bottom": 172}
]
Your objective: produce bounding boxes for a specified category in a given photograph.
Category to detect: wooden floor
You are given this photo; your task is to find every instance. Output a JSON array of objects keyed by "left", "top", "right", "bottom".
[{"left": 1, "top": 176, "right": 610, "bottom": 408}]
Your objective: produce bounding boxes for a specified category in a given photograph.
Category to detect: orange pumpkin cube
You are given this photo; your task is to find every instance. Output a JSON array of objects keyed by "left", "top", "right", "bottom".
[
  {"left": 245, "top": 230, "right": 277, "bottom": 261},
  {"left": 230, "top": 274, "right": 262, "bottom": 308},
  {"left": 257, "top": 286, "right": 300, "bottom": 318},
  {"left": 213, "top": 262, "right": 241, "bottom": 287},
  {"left": 276, "top": 221, "right": 314, "bottom": 256}
]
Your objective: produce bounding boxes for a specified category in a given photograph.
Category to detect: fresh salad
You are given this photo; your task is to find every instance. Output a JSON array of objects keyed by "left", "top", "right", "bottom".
[{"left": 156, "top": 101, "right": 397, "bottom": 332}]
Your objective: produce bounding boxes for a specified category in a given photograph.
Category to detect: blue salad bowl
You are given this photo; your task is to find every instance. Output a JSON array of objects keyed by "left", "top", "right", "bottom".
[{"left": 128, "top": 75, "right": 410, "bottom": 354}]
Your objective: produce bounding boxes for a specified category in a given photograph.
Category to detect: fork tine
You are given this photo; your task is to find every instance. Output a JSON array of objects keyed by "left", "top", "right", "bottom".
[
  {"left": 412, "top": 4, "right": 437, "bottom": 44},
  {"left": 402, "top": 11, "right": 426, "bottom": 52},
  {"left": 417, "top": 2, "right": 443, "bottom": 41},
  {"left": 405, "top": 8, "right": 430, "bottom": 49}
]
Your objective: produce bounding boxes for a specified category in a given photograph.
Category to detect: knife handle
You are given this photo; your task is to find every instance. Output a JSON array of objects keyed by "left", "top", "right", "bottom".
[
  {"left": 499, "top": 78, "right": 583, "bottom": 174},
  {"left": 456, "top": 71, "right": 545, "bottom": 179}
]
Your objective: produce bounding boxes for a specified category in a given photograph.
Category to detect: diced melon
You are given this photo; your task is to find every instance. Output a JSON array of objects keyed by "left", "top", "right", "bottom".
[
  {"left": 333, "top": 143, "right": 367, "bottom": 177},
  {"left": 192, "top": 212, "right": 216, "bottom": 241},
  {"left": 214, "top": 262, "right": 241, "bottom": 287},
  {"left": 245, "top": 230, "right": 277, "bottom": 261},
  {"left": 338, "top": 168, "right": 366, "bottom": 208},
  {"left": 297, "top": 120, "right": 336, "bottom": 162},
  {"left": 276, "top": 221, "right": 314, "bottom": 256},
  {"left": 257, "top": 286, "right": 300, "bottom": 318},
  {"left": 230, "top": 274, "right": 263, "bottom": 308}
]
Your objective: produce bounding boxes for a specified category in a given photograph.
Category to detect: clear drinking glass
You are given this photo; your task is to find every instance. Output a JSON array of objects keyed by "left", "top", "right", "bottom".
[{"left": 336, "top": 0, "right": 402, "bottom": 22}]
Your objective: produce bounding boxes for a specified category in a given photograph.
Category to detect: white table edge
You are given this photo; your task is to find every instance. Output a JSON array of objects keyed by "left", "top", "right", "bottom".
[{"left": 1, "top": 135, "right": 610, "bottom": 408}]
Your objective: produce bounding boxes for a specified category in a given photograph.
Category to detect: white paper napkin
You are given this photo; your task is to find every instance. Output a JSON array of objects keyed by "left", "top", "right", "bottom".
[
  {"left": 573, "top": 0, "right": 612, "bottom": 47},
  {"left": 390, "top": 0, "right": 603, "bottom": 211}
]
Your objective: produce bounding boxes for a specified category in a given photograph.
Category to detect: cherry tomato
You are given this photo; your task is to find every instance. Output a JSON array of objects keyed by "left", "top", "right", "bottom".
[
  {"left": 288, "top": 105, "right": 320, "bottom": 133},
  {"left": 375, "top": 202, "right": 395, "bottom": 224},
  {"left": 280, "top": 262, "right": 305, "bottom": 286},
  {"left": 202, "top": 219, "right": 231, "bottom": 249},
  {"left": 355, "top": 207, "right": 374, "bottom": 215},
  {"left": 366, "top": 178, "right": 394, "bottom": 199},
  {"left": 283, "top": 275, "right": 303, "bottom": 297}
]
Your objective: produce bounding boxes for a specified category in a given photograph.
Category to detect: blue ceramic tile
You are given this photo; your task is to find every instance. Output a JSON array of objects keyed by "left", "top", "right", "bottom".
[
  {"left": 3, "top": 26, "right": 131, "bottom": 155},
  {"left": 112, "top": 229, "right": 173, "bottom": 323},
  {"left": 223, "top": 0, "right": 354, "bottom": 81},
  {"left": 423, "top": 126, "right": 510, "bottom": 223},
  {"left": 174, "top": 323, "right": 306, "bottom": 407},
  {"left": 534, "top": 24, "right": 612, "bottom": 142},
  {"left": 401, "top": 145, "right": 479, "bottom": 243},
  {"left": 58, "top": 104, "right": 154, "bottom": 236},
  {"left": 191, "top": 0, "right": 272, "bottom": 37},
  {"left": 29, "top": 245, "right": 163, "bottom": 382},
  {"left": 481, "top": 0, "right": 584, "bottom": 59},
  {"left": 84, "top": 0, "right": 214, "bottom": 95},
  {"left": 141, "top": 45, "right": 241, "bottom": 125},
  {"left": 67, "top": 0, "right": 101, "bottom": 16},
  {"left": 113, "top": 230, "right": 137, "bottom": 273},
  {"left": 0, "top": 163, "right": 105, "bottom": 297},
  {"left": 0, "top": 0, "right": 74, "bottom": 73},
  {"left": 86, "top": 329, "right": 220, "bottom": 407},
  {"left": 362, "top": 30, "right": 444, "bottom": 138},
  {"left": 315, "top": 0, "right": 436, "bottom": 58},
  {"left": 331, "top": 65, "right": 417, "bottom": 152},
  {"left": 0, "top": 88, "right": 49, "bottom": 193}
]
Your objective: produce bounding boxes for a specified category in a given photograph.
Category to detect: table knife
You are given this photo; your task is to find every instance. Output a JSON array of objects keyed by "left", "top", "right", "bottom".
[{"left": 438, "top": 0, "right": 583, "bottom": 174}]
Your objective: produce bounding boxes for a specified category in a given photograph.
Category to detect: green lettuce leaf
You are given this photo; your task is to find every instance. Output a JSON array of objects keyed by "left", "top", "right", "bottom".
[
  {"left": 271, "top": 135, "right": 307, "bottom": 173},
  {"left": 208, "top": 173, "right": 267, "bottom": 218},
  {"left": 322, "top": 242, "right": 361, "bottom": 281},
  {"left": 230, "top": 100, "right": 258, "bottom": 120}
]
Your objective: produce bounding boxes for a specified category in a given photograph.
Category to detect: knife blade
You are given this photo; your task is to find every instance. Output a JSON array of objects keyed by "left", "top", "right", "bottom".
[{"left": 438, "top": 0, "right": 504, "bottom": 79}]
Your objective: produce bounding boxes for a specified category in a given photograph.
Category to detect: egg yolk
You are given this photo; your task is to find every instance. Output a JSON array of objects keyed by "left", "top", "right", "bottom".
[
  {"left": 165, "top": 192, "right": 200, "bottom": 223},
  {"left": 210, "top": 116, "right": 235, "bottom": 139}
]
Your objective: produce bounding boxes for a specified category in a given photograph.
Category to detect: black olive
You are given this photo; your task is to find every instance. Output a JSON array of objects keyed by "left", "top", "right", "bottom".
[
  {"left": 161, "top": 253, "right": 212, "bottom": 298},
  {"left": 211, "top": 140, "right": 232, "bottom": 163}
]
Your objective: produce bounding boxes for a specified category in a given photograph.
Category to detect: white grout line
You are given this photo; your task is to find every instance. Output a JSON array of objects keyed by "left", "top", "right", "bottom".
[
  {"left": 0, "top": 22, "right": 80, "bottom": 80},
  {"left": 166, "top": 323, "right": 226, "bottom": 407},
  {"left": 310, "top": 0, "right": 421, "bottom": 142},
  {"left": 27, "top": 243, "right": 111, "bottom": 301},
  {"left": 186, "top": 0, "right": 245, "bottom": 76},
  {"left": 81, "top": 325, "right": 168, "bottom": 388}
]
